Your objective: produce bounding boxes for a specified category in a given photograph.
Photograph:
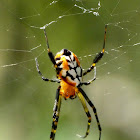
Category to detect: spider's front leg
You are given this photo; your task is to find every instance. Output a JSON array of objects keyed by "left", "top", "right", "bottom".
[
  {"left": 50, "top": 86, "right": 62, "bottom": 140},
  {"left": 77, "top": 92, "right": 92, "bottom": 138},
  {"left": 78, "top": 88, "right": 102, "bottom": 140}
]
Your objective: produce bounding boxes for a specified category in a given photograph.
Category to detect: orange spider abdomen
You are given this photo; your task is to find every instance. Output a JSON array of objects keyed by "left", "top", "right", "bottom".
[{"left": 55, "top": 49, "right": 83, "bottom": 89}]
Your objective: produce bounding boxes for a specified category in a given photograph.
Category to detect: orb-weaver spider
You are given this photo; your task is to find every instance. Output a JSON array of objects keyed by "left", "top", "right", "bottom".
[{"left": 35, "top": 25, "right": 107, "bottom": 140}]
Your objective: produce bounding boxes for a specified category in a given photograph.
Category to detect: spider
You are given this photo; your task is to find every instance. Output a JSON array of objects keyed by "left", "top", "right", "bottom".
[{"left": 35, "top": 25, "right": 107, "bottom": 140}]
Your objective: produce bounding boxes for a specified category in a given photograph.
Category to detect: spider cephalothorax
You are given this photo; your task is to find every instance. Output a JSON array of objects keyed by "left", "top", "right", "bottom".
[{"left": 35, "top": 25, "right": 107, "bottom": 140}]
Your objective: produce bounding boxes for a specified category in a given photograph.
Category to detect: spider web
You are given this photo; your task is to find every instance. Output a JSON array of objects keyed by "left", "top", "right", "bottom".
[{"left": 0, "top": 0, "right": 140, "bottom": 140}]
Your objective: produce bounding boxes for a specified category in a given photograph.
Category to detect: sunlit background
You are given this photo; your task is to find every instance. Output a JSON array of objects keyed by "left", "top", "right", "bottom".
[{"left": 0, "top": 0, "right": 140, "bottom": 140}]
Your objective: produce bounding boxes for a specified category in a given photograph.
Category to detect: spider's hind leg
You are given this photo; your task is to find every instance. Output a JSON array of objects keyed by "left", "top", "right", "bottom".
[
  {"left": 43, "top": 28, "right": 56, "bottom": 65},
  {"left": 81, "top": 67, "right": 96, "bottom": 86},
  {"left": 83, "top": 25, "right": 107, "bottom": 76},
  {"left": 35, "top": 57, "right": 60, "bottom": 83}
]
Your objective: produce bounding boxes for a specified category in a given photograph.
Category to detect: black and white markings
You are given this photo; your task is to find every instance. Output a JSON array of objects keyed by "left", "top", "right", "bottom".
[{"left": 55, "top": 49, "right": 82, "bottom": 86}]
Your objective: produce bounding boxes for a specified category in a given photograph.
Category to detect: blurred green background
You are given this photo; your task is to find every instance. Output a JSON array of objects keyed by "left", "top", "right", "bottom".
[{"left": 0, "top": 0, "right": 140, "bottom": 140}]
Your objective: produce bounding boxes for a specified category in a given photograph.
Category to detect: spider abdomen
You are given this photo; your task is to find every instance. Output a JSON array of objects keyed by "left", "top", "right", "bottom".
[{"left": 55, "top": 49, "right": 82, "bottom": 87}]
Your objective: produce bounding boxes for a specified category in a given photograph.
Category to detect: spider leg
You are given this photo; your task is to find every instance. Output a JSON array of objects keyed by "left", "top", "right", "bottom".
[
  {"left": 78, "top": 87, "right": 102, "bottom": 140},
  {"left": 81, "top": 67, "right": 96, "bottom": 86},
  {"left": 50, "top": 86, "right": 62, "bottom": 140},
  {"left": 35, "top": 57, "right": 60, "bottom": 83},
  {"left": 43, "top": 28, "right": 56, "bottom": 65},
  {"left": 83, "top": 25, "right": 107, "bottom": 76},
  {"left": 77, "top": 92, "right": 91, "bottom": 138}
]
